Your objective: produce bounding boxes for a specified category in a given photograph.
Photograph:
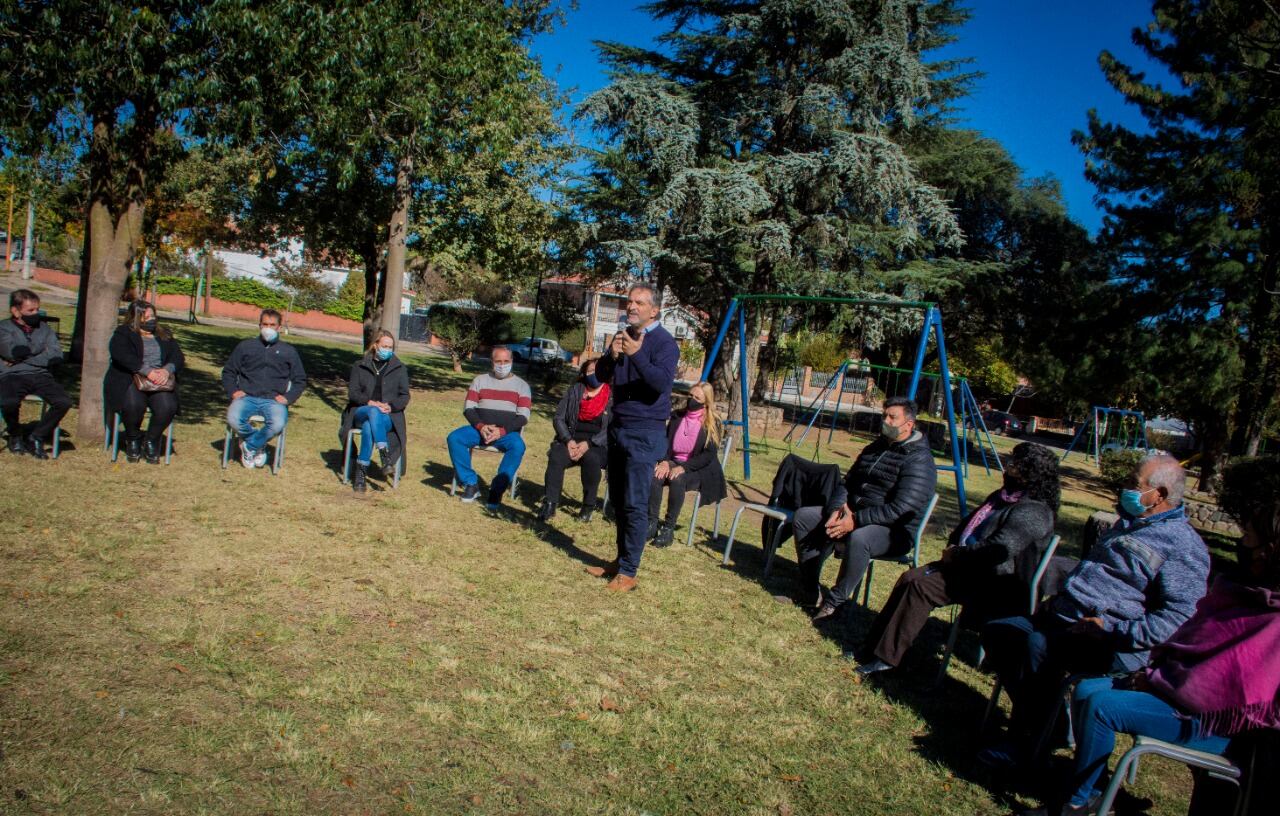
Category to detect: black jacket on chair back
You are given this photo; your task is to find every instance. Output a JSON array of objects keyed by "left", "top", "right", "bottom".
[{"left": 834, "top": 430, "right": 937, "bottom": 546}]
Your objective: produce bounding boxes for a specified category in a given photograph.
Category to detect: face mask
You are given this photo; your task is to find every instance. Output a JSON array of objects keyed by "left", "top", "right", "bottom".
[
  {"left": 376, "top": 347, "right": 393, "bottom": 361},
  {"left": 141, "top": 320, "right": 158, "bottom": 333},
  {"left": 20, "top": 313, "right": 40, "bottom": 328},
  {"left": 493, "top": 362, "right": 512, "bottom": 378},
  {"left": 584, "top": 373, "right": 601, "bottom": 389},
  {"left": 260, "top": 327, "right": 279, "bottom": 343},
  {"left": 1119, "top": 487, "right": 1155, "bottom": 518},
  {"left": 880, "top": 420, "right": 901, "bottom": 441},
  {"left": 687, "top": 398, "right": 705, "bottom": 412}
]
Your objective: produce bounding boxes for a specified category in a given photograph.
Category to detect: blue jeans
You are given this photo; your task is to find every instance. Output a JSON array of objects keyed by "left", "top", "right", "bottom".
[
  {"left": 447, "top": 425, "right": 525, "bottom": 503},
  {"left": 1069, "top": 677, "right": 1227, "bottom": 806},
  {"left": 227, "top": 396, "right": 289, "bottom": 452},
  {"left": 607, "top": 423, "right": 669, "bottom": 578},
  {"left": 353, "top": 405, "right": 392, "bottom": 465}
]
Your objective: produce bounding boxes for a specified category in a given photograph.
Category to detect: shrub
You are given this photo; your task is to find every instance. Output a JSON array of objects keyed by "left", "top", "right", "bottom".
[
  {"left": 324, "top": 273, "right": 365, "bottom": 321},
  {"left": 1219, "top": 457, "right": 1280, "bottom": 526},
  {"left": 796, "top": 332, "right": 846, "bottom": 372},
  {"left": 1099, "top": 448, "right": 1147, "bottom": 490}
]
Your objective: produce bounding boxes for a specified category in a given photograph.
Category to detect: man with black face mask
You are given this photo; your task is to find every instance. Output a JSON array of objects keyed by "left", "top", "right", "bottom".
[
  {"left": 0, "top": 290, "right": 71, "bottom": 458},
  {"left": 793, "top": 395, "right": 938, "bottom": 622}
]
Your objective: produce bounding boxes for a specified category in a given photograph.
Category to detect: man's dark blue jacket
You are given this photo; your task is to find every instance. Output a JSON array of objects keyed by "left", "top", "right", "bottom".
[
  {"left": 220, "top": 337, "right": 308, "bottom": 404},
  {"left": 595, "top": 323, "right": 679, "bottom": 429}
]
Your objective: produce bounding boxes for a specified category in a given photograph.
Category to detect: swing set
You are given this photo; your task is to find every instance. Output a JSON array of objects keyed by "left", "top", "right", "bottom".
[
  {"left": 1062, "top": 406, "right": 1151, "bottom": 466},
  {"left": 698, "top": 294, "right": 971, "bottom": 515}
]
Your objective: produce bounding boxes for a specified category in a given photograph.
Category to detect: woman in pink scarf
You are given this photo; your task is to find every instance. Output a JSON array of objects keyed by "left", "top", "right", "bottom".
[{"left": 1024, "top": 458, "right": 1280, "bottom": 816}]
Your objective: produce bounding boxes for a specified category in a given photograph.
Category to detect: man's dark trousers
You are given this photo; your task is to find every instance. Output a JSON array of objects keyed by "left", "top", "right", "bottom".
[
  {"left": 0, "top": 371, "right": 72, "bottom": 442},
  {"left": 607, "top": 423, "right": 668, "bottom": 578}
]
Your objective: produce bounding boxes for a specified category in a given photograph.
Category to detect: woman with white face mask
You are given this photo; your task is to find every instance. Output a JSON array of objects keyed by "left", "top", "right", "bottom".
[{"left": 339, "top": 330, "right": 411, "bottom": 493}]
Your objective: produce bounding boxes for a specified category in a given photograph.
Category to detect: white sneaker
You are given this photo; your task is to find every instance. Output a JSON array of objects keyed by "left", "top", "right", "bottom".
[
  {"left": 254, "top": 449, "right": 268, "bottom": 468},
  {"left": 240, "top": 441, "right": 258, "bottom": 468}
]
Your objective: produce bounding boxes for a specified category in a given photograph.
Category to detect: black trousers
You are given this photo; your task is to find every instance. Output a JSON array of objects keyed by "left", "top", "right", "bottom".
[
  {"left": 793, "top": 506, "right": 902, "bottom": 607},
  {"left": 542, "top": 440, "right": 606, "bottom": 508},
  {"left": 649, "top": 468, "right": 704, "bottom": 525},
  {"left": 0, "top": 371, "right": 72, "bottom": 442},
  {"left": 118, "top": 386, "right": 178, "bottom": 443}
]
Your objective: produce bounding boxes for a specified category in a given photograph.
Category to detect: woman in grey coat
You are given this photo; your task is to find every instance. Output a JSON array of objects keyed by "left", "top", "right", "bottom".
[{"left": 538, "top": 358, "right": 611, "bottom": 522}]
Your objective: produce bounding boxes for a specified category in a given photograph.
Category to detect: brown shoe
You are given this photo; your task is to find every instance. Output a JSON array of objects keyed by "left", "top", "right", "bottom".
[
  {"left": 585, "top": 562, "right": 619, "bottom": 579},
  {"left": 605, "top": 574, "right": 637, "bottom": 592}
]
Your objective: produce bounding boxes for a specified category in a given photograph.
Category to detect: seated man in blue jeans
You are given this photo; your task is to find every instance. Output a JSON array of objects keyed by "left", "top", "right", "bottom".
[
  {"left": 447, "top": 345, "right": 531, "bottom": 511},
  {"left": 979, "top": 452, "right": 1210, "bottom": 769},
  {"left": 220, "top": 309, "right": 308, "bottom": 469}
]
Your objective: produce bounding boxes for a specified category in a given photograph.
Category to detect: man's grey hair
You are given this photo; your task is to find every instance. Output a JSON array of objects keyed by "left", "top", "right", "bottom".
[
  {"left": 629, "top": 282, "right": 661, "bottom": 309},
  {"left": 491, "top": 345, "right": 511, "bottom": 358},
  {"left": 1141, "top": 451, "right": 1186, "bottom": 506}
]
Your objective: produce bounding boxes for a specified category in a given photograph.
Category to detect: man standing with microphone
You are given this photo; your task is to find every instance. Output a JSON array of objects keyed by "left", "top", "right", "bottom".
[{"left": 585, "top": 283, "right": 680, "bottom": 592}]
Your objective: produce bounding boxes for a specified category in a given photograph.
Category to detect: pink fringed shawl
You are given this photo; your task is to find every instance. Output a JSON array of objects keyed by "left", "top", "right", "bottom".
[{"left": 1146, "top": 578, "right": 1280, "bottom": 738}]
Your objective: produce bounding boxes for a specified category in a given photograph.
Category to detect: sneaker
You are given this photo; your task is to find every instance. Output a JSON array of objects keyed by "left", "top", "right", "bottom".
[
  {"left": 254, "top": 448, "right": 268, "bottom": 468},
  {"left": 855, "top": 659, "right": 894, "bottom": 677},
  {"left": 459, "top": 483, "right": 481, "bottom": 503},
  {"left": 240, "top": 441, "right": 258, "bottom": 468}
]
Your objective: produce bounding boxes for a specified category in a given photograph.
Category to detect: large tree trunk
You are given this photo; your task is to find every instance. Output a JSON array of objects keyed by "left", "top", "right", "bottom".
[
  {"left": 359, "top": 236, "right": 386, "bottom": 348},
  {"left": 379, "top": 154, "right": 412, "bottom": 342},
  {"left": 69, "top": 220, "right": 93, "bottom": 362},
  {"left": 1195, "top": 419, "right": 1230, "bottom": 493}
]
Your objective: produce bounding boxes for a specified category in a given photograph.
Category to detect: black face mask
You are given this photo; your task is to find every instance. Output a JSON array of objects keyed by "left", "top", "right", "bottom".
[
  {"left": 687, "top": 398, "right": 705, "bottom": 412},
  {"left": 20, "top": 313, "right": 40, "bottom": 328},
  {"left": 141, "top": 320, "right": 158, "bottom": 333}
]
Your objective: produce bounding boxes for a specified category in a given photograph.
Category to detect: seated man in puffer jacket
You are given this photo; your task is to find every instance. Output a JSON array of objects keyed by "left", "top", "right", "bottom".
[{"left": 794, "top": 396, "right": 938, "bottom": 623}]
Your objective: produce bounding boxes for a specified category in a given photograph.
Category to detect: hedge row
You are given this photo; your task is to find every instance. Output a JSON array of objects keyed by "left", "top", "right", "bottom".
[{"left": 150, "top": 274, "right": 364, "bottom": 321}]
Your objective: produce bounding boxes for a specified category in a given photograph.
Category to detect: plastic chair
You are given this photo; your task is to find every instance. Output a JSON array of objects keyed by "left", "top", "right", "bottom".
[
  {"left": 1097, "top": 735, "right": 1251, "bottom": 816},
  {"left": 106, "top": 412, "right": 174, "bottom": 464},
  {"left": 860, "top": 493, "right": 940, "bottom": 607},
  {"left": 342, "top": 427, "right": 402, "bottom": 488},
  {"left": 222, "top": 415, "right": 286, "bottom": 474},
  {"left": 680, "top": 432, "right": 736, "bottom": 546},
  {"left": 723, "top": 504, "right": 794, "bottom": 575},
  {"left": 450, "top": 444, "right": 520, "bottom": 498},
  {"left": 21, "top": 395, "right": 63, "bottom": 458},
  {"left": 935, "top": 534, "right": 1061, "bottom": 686}
]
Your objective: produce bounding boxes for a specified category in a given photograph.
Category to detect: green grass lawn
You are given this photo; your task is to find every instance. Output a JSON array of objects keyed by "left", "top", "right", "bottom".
[{"left": 0, "top": 305, "right": 1199, "bottom": 815}]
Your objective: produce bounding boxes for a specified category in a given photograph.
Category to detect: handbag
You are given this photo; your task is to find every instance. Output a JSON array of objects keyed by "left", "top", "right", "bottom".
[{"left": 133, "top": 371, "right": 176, "bottom": 393}]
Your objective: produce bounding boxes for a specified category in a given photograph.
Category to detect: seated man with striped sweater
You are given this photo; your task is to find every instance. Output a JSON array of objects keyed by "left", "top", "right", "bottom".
[{"left": 446, "top": 346, "right": 532, "bottom": 511}]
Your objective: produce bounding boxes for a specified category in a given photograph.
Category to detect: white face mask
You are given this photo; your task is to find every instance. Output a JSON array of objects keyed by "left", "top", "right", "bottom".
[
  {"left": 493, "top": 362, "right": 512, "bottom": 378},
  {"left": 260, "top": 327, "right": 279, "bottom": 343}
]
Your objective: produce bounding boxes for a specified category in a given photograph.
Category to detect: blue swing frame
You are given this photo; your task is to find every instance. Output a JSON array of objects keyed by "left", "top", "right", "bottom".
[{"left": 698, "top": 295, "right": 969, "bottom": 515}]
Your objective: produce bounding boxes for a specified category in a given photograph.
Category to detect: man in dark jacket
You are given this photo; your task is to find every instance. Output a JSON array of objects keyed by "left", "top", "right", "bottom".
[
  {"left": 585, "top": 283, "right": 680, "bottom": 592},
  {"left": 220, "top": 309, "right": 307, "bottom": 469},
  {"left": 794, "top": 396, "right": 938, "bottom": 621},
  {"left": 0, "top": 290, "right": 71, "bottom": 458}
]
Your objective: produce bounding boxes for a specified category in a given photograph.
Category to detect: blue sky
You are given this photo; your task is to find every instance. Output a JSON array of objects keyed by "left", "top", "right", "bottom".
[{"left": 531, "top": 0, "right": 1167, "bottom": 234}]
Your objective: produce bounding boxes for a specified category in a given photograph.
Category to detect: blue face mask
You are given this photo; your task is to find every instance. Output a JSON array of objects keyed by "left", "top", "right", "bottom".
[
  {"left": 584, "top": 373, "right": 601, "bottom": 388},
  {"left": 1119, "top": 487, "right": 1155, "bottom": 518},
  {"left": 376, "top": 347, "right": 393, "bottom": 361}
]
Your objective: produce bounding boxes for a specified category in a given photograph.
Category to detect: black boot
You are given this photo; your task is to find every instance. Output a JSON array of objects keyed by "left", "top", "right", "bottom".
[
  {"left": 652, "top": 522, "right": 675, "bottom": 548},
  {"left": 537, "top": 500, "right": 557, "bottom": 521},
  {"left": 143, "top": 438, "right": 161, "bottom": 464},
  {"left": 26, "top": 435, "right": 48, "bottom": 460},
  {"left": 353, "top": 463, "right": 368, "bottom": 493},
  {"left": 125, "top": 437, "right": 143, "bottom": 463},
  {"left": 578, "top": 505, "right": 595, "bottom": 523},
  {"left": 7, "top": 434, "right": 26, "bottom": 455},
  {"left": 646, "top": 517, "right": 659, "bottom": 541}
]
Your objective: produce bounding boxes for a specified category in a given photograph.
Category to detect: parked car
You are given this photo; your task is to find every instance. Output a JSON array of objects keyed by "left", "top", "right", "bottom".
[
  {"left": 982, "top": 410, "right": 1023, "bottom": 436},
  {"left": 510, "top": 337, "right": 567, "bottom": 364}
]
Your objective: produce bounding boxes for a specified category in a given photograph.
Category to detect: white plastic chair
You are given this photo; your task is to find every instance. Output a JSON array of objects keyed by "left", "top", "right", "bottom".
[
  {"left": 860, "top": 493, "right": 940, "bottom": 607},
  {"left": 222, "top": 415, "right": 285, "bottom": 474},
  {"left": 450, "top": 444, "right": 520, "bottom": 498},
  {"left": 935, "top": 534, "right": 1061, "bottom": 686},
  {"left": 342, "top": 428, "right": 402, "bottom": 488},
  {"left": 1098, "top": 736, "right": 1250, "bottom": 816}
]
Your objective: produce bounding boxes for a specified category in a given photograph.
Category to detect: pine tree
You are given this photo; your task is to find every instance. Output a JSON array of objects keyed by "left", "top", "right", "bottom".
[
  {"left": 1076, "top": 0, "right": 1280, "bottom": 482},
  {"left": 574, "top": 0, "right": 964, "bottom": 406}
]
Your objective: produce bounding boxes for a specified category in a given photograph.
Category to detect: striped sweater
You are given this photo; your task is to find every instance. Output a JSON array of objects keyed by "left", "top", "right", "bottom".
[{"left": 463, "top": 372, "right": 531, "bottom": 435}]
